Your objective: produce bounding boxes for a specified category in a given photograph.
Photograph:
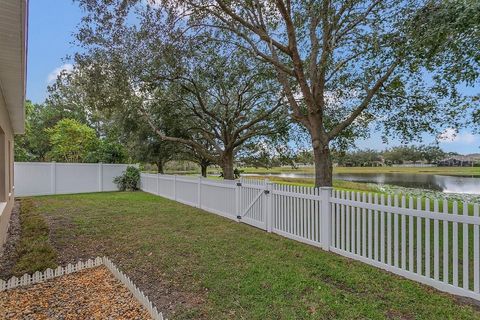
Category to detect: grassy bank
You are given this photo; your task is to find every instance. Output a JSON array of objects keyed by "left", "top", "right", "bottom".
[
  {"left": 27, "top": 192, "right": 480, "bottom": 319},
  {"left": 240, "top": 166, "right": 480, "bottom": 177},
  {"left": 161, "top": 165, "right": 480, "bottom": 178},
  {"left": 245, "top": 174, "right": 376, "bottom": 192}
]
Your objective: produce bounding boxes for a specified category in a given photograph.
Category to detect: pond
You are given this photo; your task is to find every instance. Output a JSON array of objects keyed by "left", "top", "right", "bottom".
[{"left": 246, "top": 172, "right": 480, "bottom": 195}]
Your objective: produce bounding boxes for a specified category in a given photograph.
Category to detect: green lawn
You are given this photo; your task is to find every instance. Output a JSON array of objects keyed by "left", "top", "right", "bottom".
[{"left": 22, "top": 192, "right": 480, "bottom": 319}]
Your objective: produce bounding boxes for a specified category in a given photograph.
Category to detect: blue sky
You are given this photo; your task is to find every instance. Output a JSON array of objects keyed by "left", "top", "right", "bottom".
[{"left": 26, "top": 0, "right": 479, "bottom": 154}]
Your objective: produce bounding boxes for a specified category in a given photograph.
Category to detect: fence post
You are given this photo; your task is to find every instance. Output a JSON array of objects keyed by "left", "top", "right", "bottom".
[
  {"left": 173, "top": 175, "right": 177, "bottom": 201},
  {"left": 319, "top": 187, "right": 333, "bottom": 251},
  {"left": 98, "top": 163, "right": 103, "bottom": 192},
  {"left": 198, "top": 176, "right": 202, "bottom": 209},
  {"left": 156, "top": 173, "right": 160, "bottom": 195},
  {"left": 50, "top": 161, "right": 56, "bottom": 195},
  {"left": 265, "top": 180, "right": 273, "bottom": 232},
  {"left": 235, "top": 178, "right": 241, "bottom": 221}
]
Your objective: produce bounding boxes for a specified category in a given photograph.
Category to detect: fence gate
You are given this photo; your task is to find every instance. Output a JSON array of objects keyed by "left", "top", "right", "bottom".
[{"left": 237, "top": 178, "right": 268, "bottom": 230}]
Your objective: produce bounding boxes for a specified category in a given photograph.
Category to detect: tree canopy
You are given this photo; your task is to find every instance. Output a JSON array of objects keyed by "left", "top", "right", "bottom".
[
  {"left": 72, "top": 5, "right": 292, "bottom": 179},
  {"left": 45, "top": 119, "right": 99, "bottom": 163},
  {"left": 69, "top": 0, "right": 480, "bottom": 183}
]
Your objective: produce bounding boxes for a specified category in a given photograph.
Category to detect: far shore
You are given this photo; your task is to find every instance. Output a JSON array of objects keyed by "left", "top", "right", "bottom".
[
  {"left": 160, "top": 165, "right": 480, "bottom": 178},
  {"left": 236, "top": 165, "right": 480, "bottom": 177}
]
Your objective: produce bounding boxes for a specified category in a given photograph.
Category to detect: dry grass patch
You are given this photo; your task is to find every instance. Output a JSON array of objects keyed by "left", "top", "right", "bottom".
[{"left": 11, "top": 199, "right": 57, "bottom": 276}]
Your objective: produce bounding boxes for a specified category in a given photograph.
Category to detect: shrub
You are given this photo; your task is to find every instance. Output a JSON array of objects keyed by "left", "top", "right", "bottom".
[{"left": 114, "top": 166, "right": 140, "bottom": 191}]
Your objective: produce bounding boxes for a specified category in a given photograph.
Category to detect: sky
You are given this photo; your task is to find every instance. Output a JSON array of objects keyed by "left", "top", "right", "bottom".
[{"left": 26, "top": 0, "right": 480, "bottom": 155}]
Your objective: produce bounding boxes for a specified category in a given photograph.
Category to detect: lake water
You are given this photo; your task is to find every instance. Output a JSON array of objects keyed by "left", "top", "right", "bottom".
[{"left": 246, "top": 172, "right": 480, "bottom": 195}]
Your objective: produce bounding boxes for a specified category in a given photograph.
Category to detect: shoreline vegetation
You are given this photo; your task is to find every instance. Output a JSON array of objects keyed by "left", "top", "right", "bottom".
[
  {"left": 145, "top": 165, "right": 480, "bottom": 203},
  {"left": 241, "top": 166, "right": 480, "bottom": 177},
  {"left": 159, "top": 165, "right": 480, "bottom": 178}
]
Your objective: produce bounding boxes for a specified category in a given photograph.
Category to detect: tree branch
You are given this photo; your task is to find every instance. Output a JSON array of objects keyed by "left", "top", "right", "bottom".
[{"left": 327, "top": 60, "right": 400, "bottom": 139}]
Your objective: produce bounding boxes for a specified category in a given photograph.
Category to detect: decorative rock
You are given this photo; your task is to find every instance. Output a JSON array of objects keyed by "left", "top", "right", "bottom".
[
  {"left": 0, "top": 266, "right": 155, "bottom": 319},
  {"left": 0, "top": 257, "right": 164, "bottom": 320}
]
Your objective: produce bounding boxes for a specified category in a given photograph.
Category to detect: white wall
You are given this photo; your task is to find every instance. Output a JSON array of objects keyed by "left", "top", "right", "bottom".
[{"left": 14, "top": 162, "right": 135, "bottom": 196}]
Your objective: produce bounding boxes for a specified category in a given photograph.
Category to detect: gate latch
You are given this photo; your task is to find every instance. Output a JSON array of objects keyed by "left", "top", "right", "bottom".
[
  {"left": 236, "top": 182, "right": 242, "bottom": 186},
  {"left": 264, "top": 190, "right": 270, "bottom": 195}
]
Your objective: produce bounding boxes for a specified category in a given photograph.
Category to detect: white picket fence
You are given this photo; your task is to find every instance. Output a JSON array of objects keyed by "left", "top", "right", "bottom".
[
  {"left": 14, "top": 162, "right": 135, "bottom": 196},
  {"left": 141, "top": 173, "right": 480, "bottom": 301},
  {"left": 0, "top": 257, "right": 104, "bottom": 291},
  {"left": 103, "top": 257, "right": 164, "bottom": 320},
  {"left": 0, "top": 257, "right": 164, "bottom": 320}
]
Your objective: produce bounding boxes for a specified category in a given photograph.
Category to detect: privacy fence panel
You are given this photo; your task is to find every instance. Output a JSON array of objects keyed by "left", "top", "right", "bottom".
[
  {"left": 13, "top": 162, "right": 53, "bottom": 196},
  {"left": 140, "top": 173, "right": 480, "bottom": 301},
  {"left": 141, "top": 173, "right": 158, "bottom": 195},
  {"left": 102, "top": 164, "right": 131, "bottom": 191},
  {"left": 200, "top": 179, "right": 237, "bottom": 219},
  {"left": 158, "top": 175, "right": 175, "bottom": 199},
  {"left": 175, "top": 176, "right": 199, "bottom": 207},
  {"left": 55, "top": 163, "right": 98, "bottom": 194},
  {"left": 14, "top": 162, "right": 134, "bottom": 196},
  {"left": 139, "top": 174, "right": 237, "bottom": 219}
]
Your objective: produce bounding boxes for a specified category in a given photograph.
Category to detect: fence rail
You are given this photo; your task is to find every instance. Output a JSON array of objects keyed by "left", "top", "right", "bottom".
[{"left": 141, "top": 173, "right": 480, "bottom": 301}]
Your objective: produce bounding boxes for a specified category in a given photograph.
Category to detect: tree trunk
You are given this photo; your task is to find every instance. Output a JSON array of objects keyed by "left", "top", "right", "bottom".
[
  {"left": 221, "top": 150, "right": 235, "bottom": 180},
  {"left": 201, "top": 163, "right": 208, "bottom": 177},
  {"left": 157, "top": 161, "right": 164, "bottom": 174},
  {"left": 312, "top": 142, "right": 333, "bottom": 187}
]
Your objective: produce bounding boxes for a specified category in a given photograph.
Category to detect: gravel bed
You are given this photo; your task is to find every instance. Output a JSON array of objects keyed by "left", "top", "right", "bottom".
[{"left": 0, "top": 266, "right": 152, "bottom": 319}]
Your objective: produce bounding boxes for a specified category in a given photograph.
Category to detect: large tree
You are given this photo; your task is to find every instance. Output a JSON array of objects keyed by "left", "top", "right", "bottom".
[
  {"left": 74, "top": 0, "right": 479, "bottom": 184},
  {"left": 73, "top": 4, "right": 291, "bottom": 179},
  {"left": 45, "top": 118, "right": 99, "bottom": 163},
  {"left": 15, "top": 99, "right": 96, "bottom": 162},
  {"left": 181, "top": 144, "right": 215, "bottom": 177},
  {"left": 123, "top": 120, "right": 182, "bottom": 174},
  {"left": 164, "top": 0, "right": 479, "bottom": 186}
]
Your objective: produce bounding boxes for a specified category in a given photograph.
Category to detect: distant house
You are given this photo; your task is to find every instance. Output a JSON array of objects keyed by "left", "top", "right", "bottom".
[
  {"left": 437, "top": 155, "right": 480, "bottom": 167},
  {"left": 0, "top": 0, "right": 28, "bottom": 246}
]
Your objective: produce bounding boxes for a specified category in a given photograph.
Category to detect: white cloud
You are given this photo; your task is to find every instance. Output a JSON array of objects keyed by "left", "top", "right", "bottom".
[
  {"left": 439, "top": 128, "right": 457, "bottom": 141},
  {"left": 47, "top": 63, "right": 73, "bottom": 83},
  {"left": 439, "top": 128, "right": 477, "bottom": 144},
  {"left": 142, "top": 0, "right": 162, "bottom": 9}
]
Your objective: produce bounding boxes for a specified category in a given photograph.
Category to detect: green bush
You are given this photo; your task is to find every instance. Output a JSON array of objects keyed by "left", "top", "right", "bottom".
[{"left": 114, "top": 166, "right": 140, "bottom": 191}]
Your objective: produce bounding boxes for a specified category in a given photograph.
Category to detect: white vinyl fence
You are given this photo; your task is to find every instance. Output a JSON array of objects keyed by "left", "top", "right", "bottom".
[
  {"left": 14, "top": 162, "right": 134, "bottom": 196},
  {"left": 141, "top": 173, "right": 480, "bottom": 301}
]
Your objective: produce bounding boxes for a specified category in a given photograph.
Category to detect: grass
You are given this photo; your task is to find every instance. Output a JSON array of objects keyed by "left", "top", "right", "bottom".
[
  {"left": 24, "top": 191, "right": 480, "bottom": 319},
  {"left": 13, "top": 199, "right": 57, "bottom": 275},
  {"left": 245, "top": 174, "right": 377, "bottom": 192},
  {"left": 238, "top": 166, "right": 480, "bottom": 177},
  {"left": 163, "top": 165, "right": 480, "bottom": 177}
]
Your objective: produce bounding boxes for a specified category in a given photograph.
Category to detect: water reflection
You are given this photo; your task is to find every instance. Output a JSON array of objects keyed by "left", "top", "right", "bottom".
[{"left": 247, "top": 172, "right": 480, "bottom": 194}]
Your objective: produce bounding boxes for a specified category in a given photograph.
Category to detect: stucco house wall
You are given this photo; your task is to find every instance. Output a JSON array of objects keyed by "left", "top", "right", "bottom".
[
  {"left": 0, "top": 0, "right": 28, "bottom": 247},
  {"left": 0, "top": 93, "right": 15, "bottom": 246}
]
